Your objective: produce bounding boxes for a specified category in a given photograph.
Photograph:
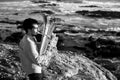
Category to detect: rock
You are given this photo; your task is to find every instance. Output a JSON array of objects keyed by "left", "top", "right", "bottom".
[
  {"left": 30, "top": 10, "right": 54, "bottom": 15},
  {"left": 85, "top": 36, "right": 120, "bottom": 58},
  {"left": 41, "top": 51, "right": 117, "bottom": 80},
  {"left": 0, "top": 44, "right": 27, "bottom": 79},
  {"left": 94, "top": 58, "right": 117, "bottom": 71},
  {"left": 41, "top": 10, "right": 54, "bottom": 15},
  {"left": 4, "top": 32, "right": 24, "bottom": 43},
  {"left": 38, "top": 35, "right": 117, "bottom": 80},
  {"left": 0, "top": 29, "right": 12, "bottom": 41},
  {"left": 0, "top": 34, "right": 117, "bottom": 80},
  {"left": 75, "top": 10, "right": 120, "bottom": 19}
]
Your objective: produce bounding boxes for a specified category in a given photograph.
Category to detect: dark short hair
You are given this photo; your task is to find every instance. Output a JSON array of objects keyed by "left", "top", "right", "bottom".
[{"left": 18, "top": 18, "right": 39, "bottom": 33}]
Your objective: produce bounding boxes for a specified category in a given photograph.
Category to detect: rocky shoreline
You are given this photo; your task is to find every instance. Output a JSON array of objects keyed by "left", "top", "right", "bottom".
[{"left": 0, "top": 1, "right": 120, "bottom": 80}]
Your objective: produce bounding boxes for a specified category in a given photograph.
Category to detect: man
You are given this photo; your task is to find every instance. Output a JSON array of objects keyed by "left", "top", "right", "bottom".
[{"left": 18, "top": 18, "right": 44, "bottom": 80}]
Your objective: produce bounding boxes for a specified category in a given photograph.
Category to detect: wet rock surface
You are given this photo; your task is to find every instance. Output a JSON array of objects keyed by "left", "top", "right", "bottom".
[
  {"left": 76, "top": 10, "right": 120, "bottom": 19},
  {"left": 0, "top": 42, "right": 117, "bottom": 80},
  {"left": 0, "top": 43, "right": 27, "bottom": 79},
  {"left": 42, "top": 50, "right": 117, "bottom": 80}
]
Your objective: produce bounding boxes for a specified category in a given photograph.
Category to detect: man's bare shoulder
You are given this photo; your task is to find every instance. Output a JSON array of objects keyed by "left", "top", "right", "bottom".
[
  {"left": 20, "top": 35, "right": 33, "bottom": 45},
  {"left": 25, "top": 35, "right": 35, "bottom": 45}
]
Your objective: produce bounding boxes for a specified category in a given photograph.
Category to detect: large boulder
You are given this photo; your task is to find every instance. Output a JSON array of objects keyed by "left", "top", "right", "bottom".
[
  {"left": 38, "top": 35, "right": 117, "bottom": 80},
  {"left": 39, "top": 50, "right": 117, "bottom": 80}
]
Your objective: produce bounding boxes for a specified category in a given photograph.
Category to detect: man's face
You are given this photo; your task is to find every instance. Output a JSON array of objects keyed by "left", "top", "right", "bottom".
[{"left": 31, "top": 24, "right": 39, "bottom": 35}]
